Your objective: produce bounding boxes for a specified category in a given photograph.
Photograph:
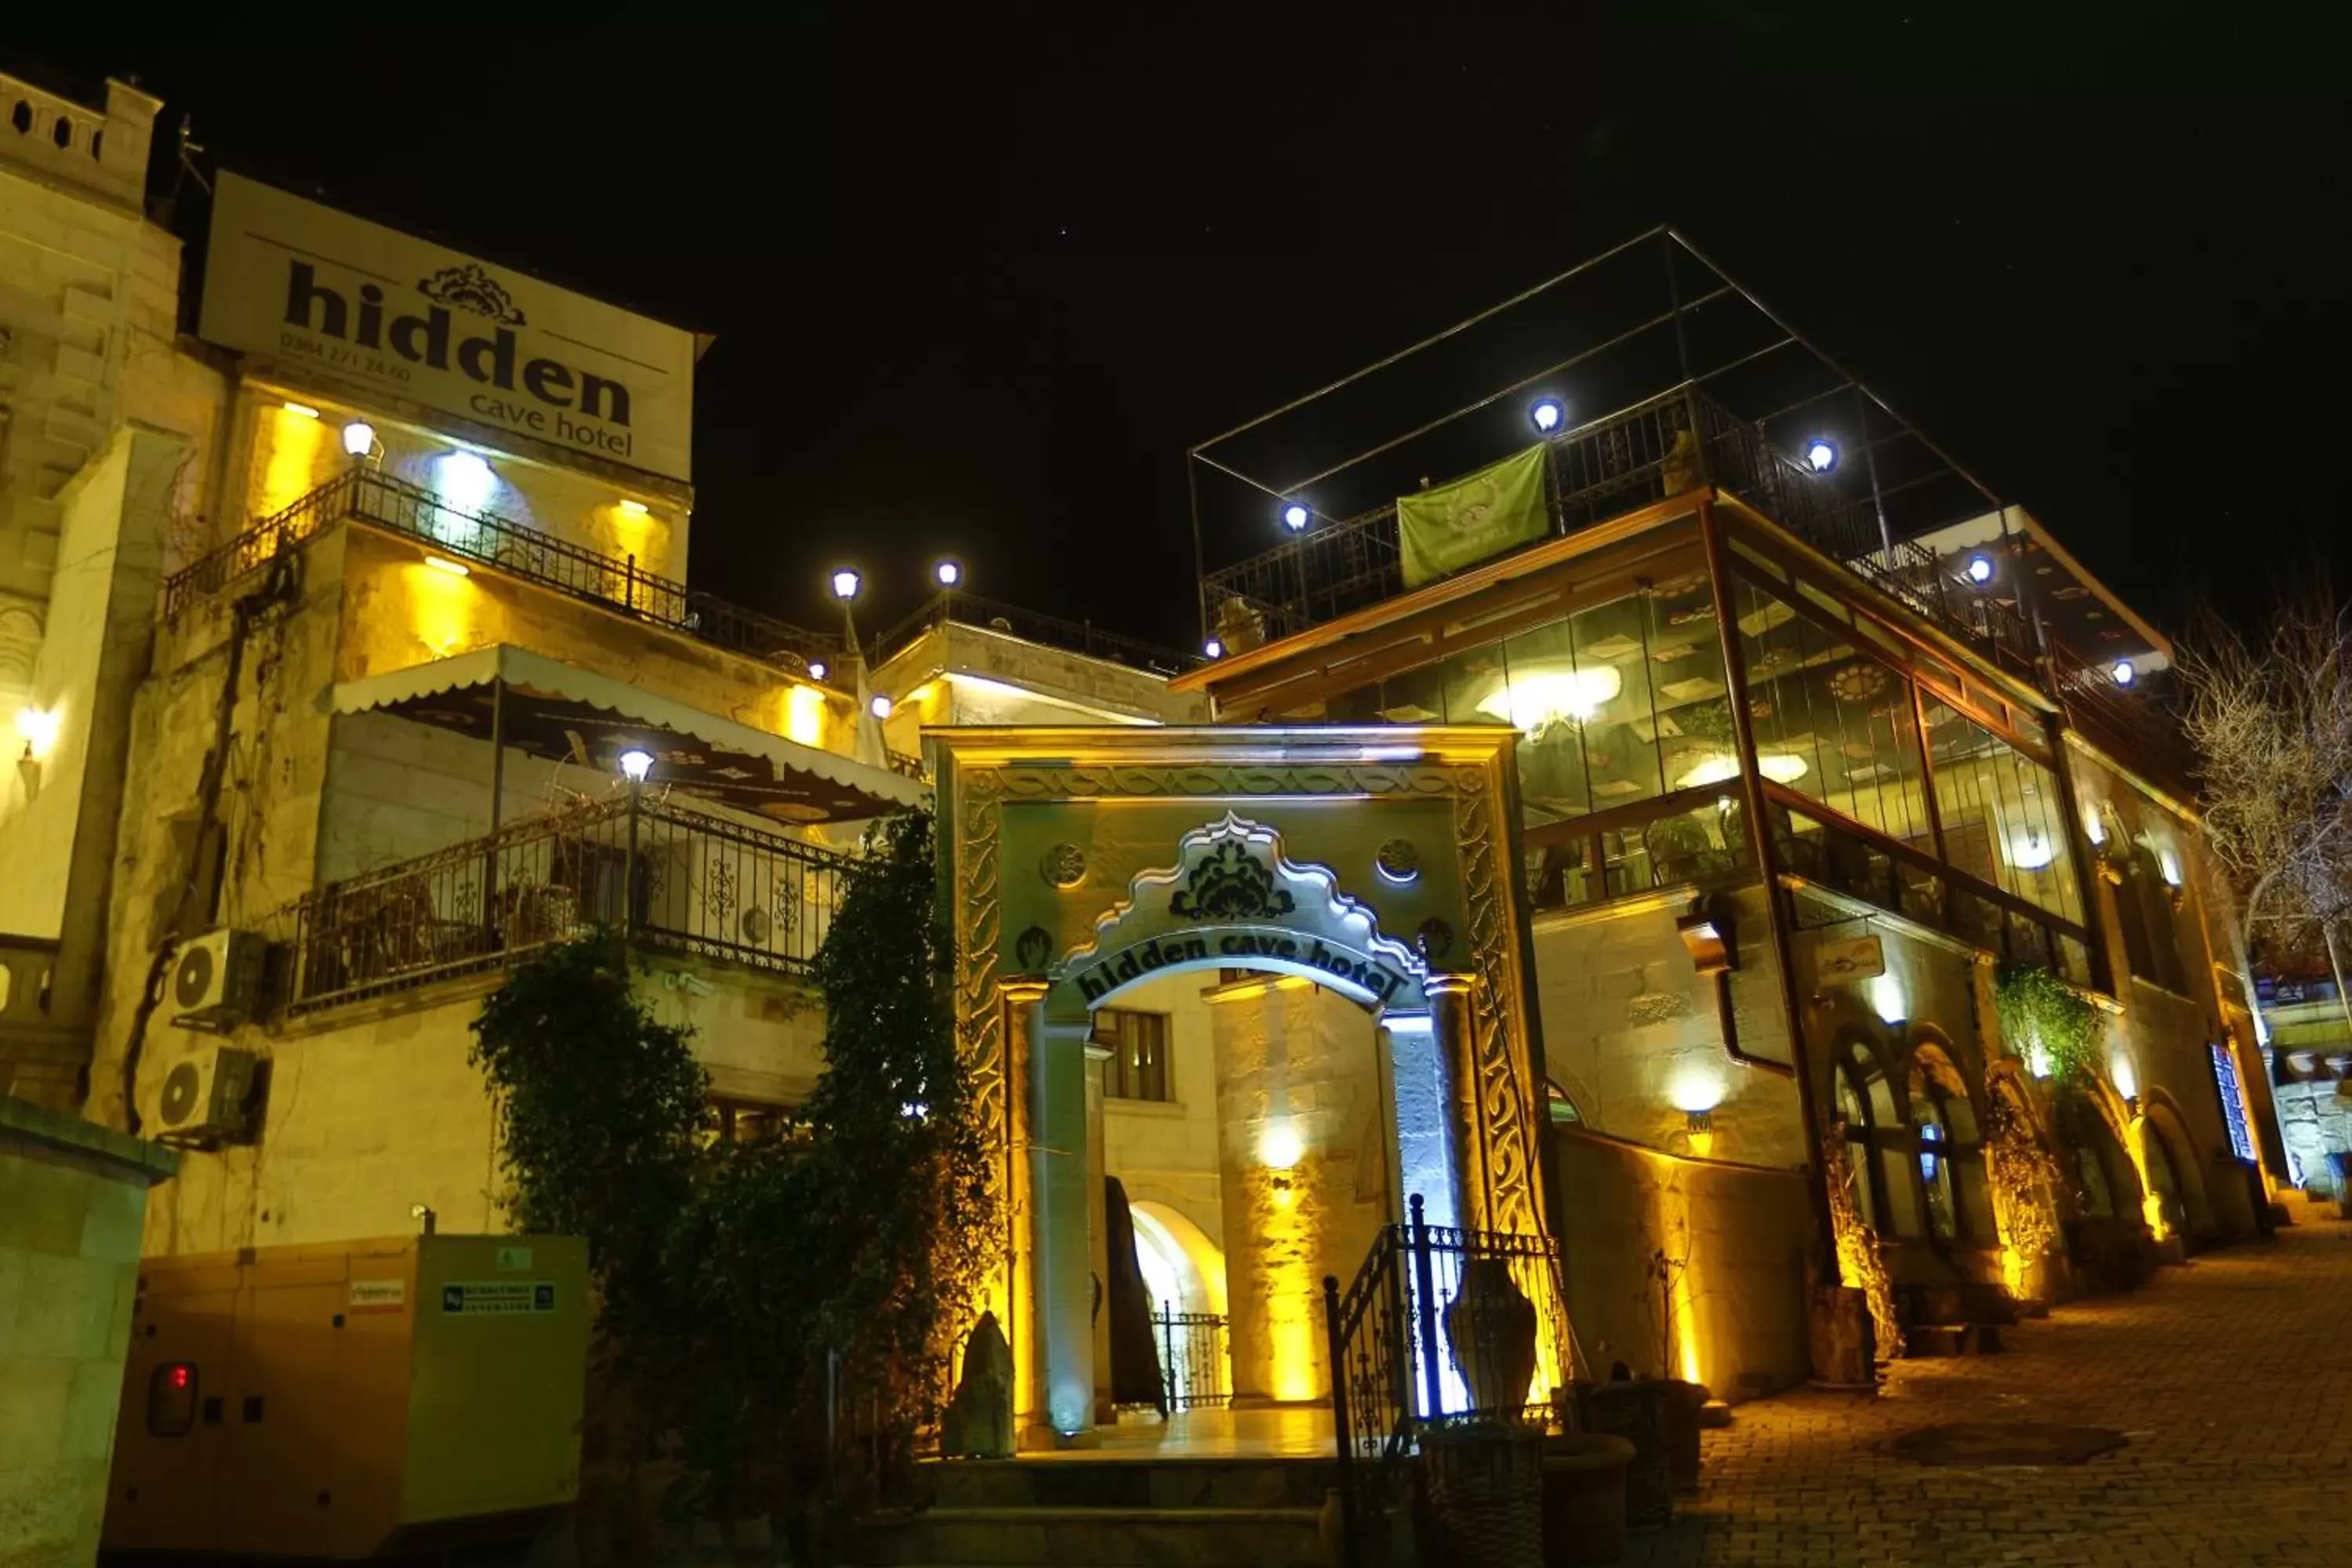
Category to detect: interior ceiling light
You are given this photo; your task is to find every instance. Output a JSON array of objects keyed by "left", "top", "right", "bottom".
[{"left": 1475, "top": 666, "right": 1622, "bottom": 731}]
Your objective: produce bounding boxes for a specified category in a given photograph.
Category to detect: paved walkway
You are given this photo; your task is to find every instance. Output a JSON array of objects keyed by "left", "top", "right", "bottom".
[{"left": 1628, "top": 1217, "right": 2352, "bottom": 1567}]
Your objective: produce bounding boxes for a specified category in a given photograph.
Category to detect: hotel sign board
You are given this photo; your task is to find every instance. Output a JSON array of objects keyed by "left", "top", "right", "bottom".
[{"left": 199, "top": 171, "right": 695, "bottom": 481}]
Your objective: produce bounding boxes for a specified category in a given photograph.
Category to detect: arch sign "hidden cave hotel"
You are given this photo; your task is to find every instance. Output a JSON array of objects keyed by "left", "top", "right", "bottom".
[{"left": 198, "top": 171, "right": 696, "bottom": 482}]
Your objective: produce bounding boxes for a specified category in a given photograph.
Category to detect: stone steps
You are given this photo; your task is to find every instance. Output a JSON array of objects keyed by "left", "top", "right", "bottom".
[
  {"left": 855, "top": 1457, "right": 1336, "bottom": 1567},
  {"left": 855, "top": 1504, "right": 1325, "bottom": 1566}
]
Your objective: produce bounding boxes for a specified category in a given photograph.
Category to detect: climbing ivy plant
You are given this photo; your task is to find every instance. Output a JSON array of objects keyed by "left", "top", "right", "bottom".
[
  {"left": 469, "top": 809, "right": 993, "bottom": 1534},
  {"left": 1991, "top": 960, "right": 2107, "bottom": 1086}
]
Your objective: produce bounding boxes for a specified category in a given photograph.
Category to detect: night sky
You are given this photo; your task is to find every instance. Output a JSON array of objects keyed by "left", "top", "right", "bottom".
[{"left": 10, "top": 5, "right": 2343, "bottom": 652}]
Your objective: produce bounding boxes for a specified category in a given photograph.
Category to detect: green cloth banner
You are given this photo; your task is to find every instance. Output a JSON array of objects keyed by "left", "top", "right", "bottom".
[{"left": 1396, "top": 445, "right": 1551, "bottom": 589}]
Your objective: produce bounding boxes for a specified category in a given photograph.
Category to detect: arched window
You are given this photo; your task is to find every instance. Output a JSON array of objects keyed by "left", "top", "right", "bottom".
[
  {"left": 2113, "top": 837, "right": 2187, "bottom": 993},
  {"left": 1835, "top": 1033, "right": 1921, "bottom": 1238},
  {"left": 1907, "top": 1047, "right": 1991, "bottom": 1245}
]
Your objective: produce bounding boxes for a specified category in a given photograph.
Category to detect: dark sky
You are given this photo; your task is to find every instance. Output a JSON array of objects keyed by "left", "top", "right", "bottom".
[{"left": 12, "top": 5, "right": 2344, "bottom": 652}]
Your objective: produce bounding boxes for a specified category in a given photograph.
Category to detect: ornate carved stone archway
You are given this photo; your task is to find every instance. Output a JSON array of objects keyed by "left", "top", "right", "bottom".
[{"left": 932, "top": 725, "right": 1552, "bottom": 1441}]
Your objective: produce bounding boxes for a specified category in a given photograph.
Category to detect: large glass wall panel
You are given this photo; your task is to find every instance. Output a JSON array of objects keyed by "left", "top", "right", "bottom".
[
  {"left": 1733, "top": 576, "right": 1934, "bottom": 851},
  {"left": 1922, "top": 698, "right": 2082, "bottom": 926}
]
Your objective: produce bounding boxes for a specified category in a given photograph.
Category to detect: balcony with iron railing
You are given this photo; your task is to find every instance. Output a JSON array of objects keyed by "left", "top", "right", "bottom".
[
  {"left": 283, "top": 793, "right": 855, "bottom": 1014},
  {"left": 162, "top": 468, "right": 845, "bottom": 675},
  {"left": 1201, "top": 386, "right": 2038, "bottom": 680}
]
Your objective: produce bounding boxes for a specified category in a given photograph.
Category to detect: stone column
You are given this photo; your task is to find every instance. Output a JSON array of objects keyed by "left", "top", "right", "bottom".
[
  {"left": 1428, "top": 973, "right": 1489, "bottom": 1232},
  {"left": 1381, "top": 1009, "right": 1463, "bottom": 1236},
  {"left": 998, "top": 980, "right": 1047, "bottom": 1443},
  {"left": 1031, "top": 1009, "right": 1098, "bottom": 1443},
  {"left": 1086, "top": 1034, "right": 1113, "bottom": 1425}
]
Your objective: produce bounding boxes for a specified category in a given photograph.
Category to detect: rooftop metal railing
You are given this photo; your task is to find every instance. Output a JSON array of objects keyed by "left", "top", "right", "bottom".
[
  {"left": 285, "top": 794, "right": 855, "bottom": 1014},
  {"left": 162, "top": 469, "right": 844, "bottom": 674},
  {"left": 866, "top": 587, "right": 1203, "bottom": 676},
  {"left": 1200, "top": 387, "right": 2039, "bottom": 675}
]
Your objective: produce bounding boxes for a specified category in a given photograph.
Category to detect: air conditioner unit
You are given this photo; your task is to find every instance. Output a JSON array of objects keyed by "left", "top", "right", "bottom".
[
  {"left": 169, "top": 928, "right": 263, "bottom": 1029},
  {"left": 151, "top": 1045, "right": 258, "bottom": 1143}
]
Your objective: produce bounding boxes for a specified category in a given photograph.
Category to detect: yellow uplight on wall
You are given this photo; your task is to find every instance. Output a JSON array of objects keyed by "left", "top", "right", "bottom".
[
  {"left": 423, "top": 555, "right": 470, "bottom": 577},
  {"left": 785, "top": 685, "right": 826, "bottom": 749},
  {"left": 616, "top": 498, "right": 651, "bottom": 517},
  {"left": 1475, "top": 665, "right": 1623, "bottom": 731},
  {"left": 15, "top": 705, "right": 60, "bottom": 759},
  {"left": 262, "top": 399, "right": 331, "bottom": 516}
]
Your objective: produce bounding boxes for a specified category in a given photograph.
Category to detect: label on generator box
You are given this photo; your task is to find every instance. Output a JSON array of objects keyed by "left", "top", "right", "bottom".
[
  {"left": 348, "top": 1279, "right": 408, "bottom": 1312},
  {"left": 441, "top": 1280, "right": 557, "bottom": 1316}
]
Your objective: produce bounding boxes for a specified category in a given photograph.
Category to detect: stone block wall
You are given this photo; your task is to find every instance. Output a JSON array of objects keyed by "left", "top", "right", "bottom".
[
  {"left": 1206, "top": 977, "right": 1389, "bottom": 1406},
  {"left": 0, "top": 1096, "right": 174, "bottom": 1568},
  {"left": 1532, "top": 884, "right": 1805, "bottom": 1167},
  {"left": 1550, "top": 1123, "right": 1811, "bottom": 1401}
]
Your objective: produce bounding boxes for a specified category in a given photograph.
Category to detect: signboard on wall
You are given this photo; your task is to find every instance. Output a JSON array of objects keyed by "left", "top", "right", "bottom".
[
  {"left": 198, "top": 171, "right": 695, "bottom": 481},
  {"left": 1817, "top": 932, "right": 1886, "bottom": 985}
]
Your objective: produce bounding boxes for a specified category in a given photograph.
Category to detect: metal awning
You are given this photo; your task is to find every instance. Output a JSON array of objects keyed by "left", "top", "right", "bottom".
[{"left": 331, "top": 645, "right": 927, "bottom": 823}]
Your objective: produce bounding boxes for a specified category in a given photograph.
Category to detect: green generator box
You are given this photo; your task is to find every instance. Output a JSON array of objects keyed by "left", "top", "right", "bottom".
[{"left": 104, "top": 1233, "right": 589, "bottom": 1558}]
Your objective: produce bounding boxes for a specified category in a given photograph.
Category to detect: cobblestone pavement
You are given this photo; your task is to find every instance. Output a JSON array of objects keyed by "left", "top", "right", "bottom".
[{"left": 1626, "top": 1217, "right": 2352, "bottom": 1567}]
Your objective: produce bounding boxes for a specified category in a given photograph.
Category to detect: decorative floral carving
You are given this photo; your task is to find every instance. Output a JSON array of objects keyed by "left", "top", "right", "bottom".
[
  {"left": 1014, "top": 924, "right": 1054, "bottom": 970},
  {"left": 1376, "top": 837, "right": 1421, "bottom": 882},
  {"left": 1040, "top": 843, "right": 1087, "bottom": 888},
  {"left": 1168, "top": 840, "right": 1297, "bottom": 920}
]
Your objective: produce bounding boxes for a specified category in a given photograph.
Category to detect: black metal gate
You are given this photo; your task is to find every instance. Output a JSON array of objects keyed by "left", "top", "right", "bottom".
[{"left": 1152, "top": 1305, "right": 1232, "bottom": 1410}]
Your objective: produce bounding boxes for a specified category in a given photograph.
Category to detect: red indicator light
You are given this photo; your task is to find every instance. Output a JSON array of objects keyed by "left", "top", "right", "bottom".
[{"left": 170, "top": 1365, "right": 191, "bottom": 1389}]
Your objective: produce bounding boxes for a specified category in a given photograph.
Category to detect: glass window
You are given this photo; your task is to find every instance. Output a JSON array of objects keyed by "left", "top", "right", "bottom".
[
  {"left": 712, "top": 1096, "right": 795, "bottom": 1143},
  {"left": 1096, "top": 1008, "right": 1172, "bottom": 1102},
  {"left": 1735, "top": 576, "right": 1934, "bottom": 850},
  {"left": 1570, "top": 592, "right": 1668, "bottom": 810},
  {"left": 1921, "top": 699, "right": 2082, "bottom": 925},
  {"left": 2114, "top": 841, "right": 2187, "bottom": 992},
  {"left": 1494, "top": 618, "right": 1593, "bottom": 826}
]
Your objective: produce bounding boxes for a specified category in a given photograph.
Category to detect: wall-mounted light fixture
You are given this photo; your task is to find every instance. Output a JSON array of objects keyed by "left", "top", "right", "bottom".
[
  {"left": 283, "top": 401, "right": 320, "bottom": 419},
  {"left": 341, "top": 420, "right": 377, "bottom": 459},
  {"left": 869, "top": 695, "right": 894, "bottom": 720},
  {"left": 616, "top": 498, "right": 650, "bottom": 517},
  {"left": 1203, "top": 638, "right": 1225, "bottom": 659},
  {"left": 1676, "top": 895, "right": 1738, "bottom": 976},
  {"left": 807, "top": 660, "right": 829, "bottom": 683}
]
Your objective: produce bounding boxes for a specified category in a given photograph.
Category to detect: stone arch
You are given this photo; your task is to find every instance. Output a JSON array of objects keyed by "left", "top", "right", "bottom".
[
  {"left": 1907, "top": 1033, "right": 1994, "bottom": 1246},
  {"left": 1129, "top": 1198, "right": 1228, "bottom": 1316},
  {"left": 1830, "top": 1024, "right": 1918, "bottom": 1238},
  {"left": 2056, "top": 1083, "right": 2146, "bottom": 1225},
  {"left": 2135, "top": 1091, "right": 2211, "bottom": 1241}
]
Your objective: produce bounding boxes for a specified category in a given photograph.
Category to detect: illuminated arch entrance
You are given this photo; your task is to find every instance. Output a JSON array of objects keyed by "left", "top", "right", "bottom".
[{"left": 934, "top": 725, "right": 1552, "bottom": 1447}]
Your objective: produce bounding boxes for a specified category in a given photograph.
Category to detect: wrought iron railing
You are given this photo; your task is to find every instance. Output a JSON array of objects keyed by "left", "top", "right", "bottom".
[
  {"left": 1201, "top": 387, "right": 2040, "bottom": 676},
  {"left": 866, "top": 588, "right": 1202, "bottom": 675},
  {"left": 162, "top": 469, "right": 844, "bottom": 673},
  {"left": 2048, "top": 636, "right": 2187, "bottom": 782},
  {"left": 1768, "top": 793, "right": 2095, "bottom": 988},
  {"left": 1321, "top": 1194, "right": 1573, "bottom": 1567},
  {"left": 1152, "top": 1306, "right": 1232, "bottom": 1411},
  {"left": 285, "top": 794, "right": 854, "bottom": 1013}
]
